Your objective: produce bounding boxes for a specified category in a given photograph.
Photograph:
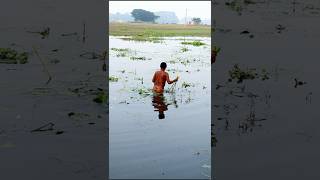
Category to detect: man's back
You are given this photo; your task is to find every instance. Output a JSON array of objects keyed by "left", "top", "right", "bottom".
[{"left": 152, "top": 70, "right": 168, "bottom": 93}]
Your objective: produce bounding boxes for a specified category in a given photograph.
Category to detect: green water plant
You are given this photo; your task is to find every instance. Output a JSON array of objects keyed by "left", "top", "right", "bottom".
[
  {"left": 111, "top": 48, "right": 129, "bottom": 52},
  {"left": 109, "top": 76, "right": 119, "bottom": 82},
  {"left": 181, "top": 47, "right": 189, "bottom": 52},
  {"left": 120, "top": 36, "right": 163, "bottom": 43},
  {"left": 130, "top": 56, "right": 146, "bottom": 61},
  {"left": 0, "top": 48, "right": 28, "bottom": 64},
  {"left": 93, "top": 91, "right": 107, "bottom": 104},
  {"left": 181, "top": 41, "right": 206, "bottom": 46},
  {"left": 213, "top": 46, "right": 221, "bottom": 54},
  {"left": 181, "top": 82, "right": 195, "bottom": 88},
  {"left": 228, "top": 64, "right": 258, "bottom": 83},
  {"left": 27, "top": 27, "right": 50, "bottom": 39}
]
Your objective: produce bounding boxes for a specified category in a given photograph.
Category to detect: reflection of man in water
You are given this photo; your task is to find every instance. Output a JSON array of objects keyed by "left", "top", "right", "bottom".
[
  {"left": 152, "top": 94, "right": 168, "bottom": 119},
  {"left": 152, "top": 62, "right": 179, "bottom": 94}
]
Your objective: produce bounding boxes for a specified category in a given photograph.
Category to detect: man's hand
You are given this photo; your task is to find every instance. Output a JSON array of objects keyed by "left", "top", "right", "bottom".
[{"left": 174, "top": 76, "right": 179, "bottom": 82}]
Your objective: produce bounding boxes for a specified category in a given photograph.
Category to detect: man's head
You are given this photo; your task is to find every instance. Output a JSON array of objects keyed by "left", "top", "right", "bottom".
[{"left": 160, "top": 62, "right": 167, "bottom": 70}]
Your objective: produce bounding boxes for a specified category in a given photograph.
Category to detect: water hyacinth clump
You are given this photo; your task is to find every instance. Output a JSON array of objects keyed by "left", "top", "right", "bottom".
[
  {"left": 0, "top": 48, "right": 29, "bottom": 64},
  {"left": 181, "top": 82, "right": 195, "bottom": 88},
  {"left": 228, "top": 64, "right": 258, "bottom": 83},
  {"left": 111, "top": 48, "right": 130, "bottom": 57},
  {"left": 131, "top": 87, "right": 152, "bottom": 97},
  {"left": 109, "top": 76, "right": 119, "bottom": 82},
  {"left": 130, "top": 56, "right": 147, "bottom": 61},
  {"left": 93, "top": 91, "right": 107, "bottom": 104},
  {"left": 181, "top": 41, "right": 206, "bottom": 46}
]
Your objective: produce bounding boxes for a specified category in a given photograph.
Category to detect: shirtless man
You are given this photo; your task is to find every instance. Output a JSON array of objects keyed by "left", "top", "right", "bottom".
[{"left": 152, "top": 62, "right": 179, "bottom": 93}]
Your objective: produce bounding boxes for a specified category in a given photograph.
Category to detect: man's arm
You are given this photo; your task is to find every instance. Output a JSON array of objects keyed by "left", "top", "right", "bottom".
[{"left": 166, "top": 73, "right": 178, "bottom": 84}]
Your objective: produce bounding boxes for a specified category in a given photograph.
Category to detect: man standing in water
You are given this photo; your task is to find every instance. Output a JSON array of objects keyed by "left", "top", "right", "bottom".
[{"left": 152, "top": 62, "right": 179, "bottom": 94}]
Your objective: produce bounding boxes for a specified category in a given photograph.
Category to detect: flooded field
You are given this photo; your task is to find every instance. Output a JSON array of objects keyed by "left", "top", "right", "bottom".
[{"left": 109, "top": 36, "right": 211, "bottom": 179}]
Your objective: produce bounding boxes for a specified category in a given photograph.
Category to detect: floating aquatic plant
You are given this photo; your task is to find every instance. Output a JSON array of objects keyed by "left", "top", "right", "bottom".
[
  {"left": 181, "top": 47, "right": 189, "bottom": 52},
  {"left": 120, "top": 36, "right": 163, "bottom": 43},
  {"left": 27, "top": 27, "right": 50, "bottom": 39},
  {"left": 181, "top": 41, "right": 206, "bottom": 46},
  {"left": 0, "top": 48, "right": 29, "bottom": 64},
  {"left": 111, "top": 48, "right": 129, "bottom": 52},
  {"left": 93, "top": 91, "right": 107, "bottom": 104},
  {"left": 132, "top": 87, "right": 152, "bottom": 97},
  {"left": 130, "top": 56, "right": 146, "bottom": 61},
  {"left": 181, "top": 82, "right": 195, "bottom": 88},
  {"left": 228, "top": 64, "right": 258, "bottom": 83},
  {"left": 213, "top": 46, "right": 221, "bottom": 54},
  {"left": 109, "top": 76, "right": 119, "bottom": 82}
]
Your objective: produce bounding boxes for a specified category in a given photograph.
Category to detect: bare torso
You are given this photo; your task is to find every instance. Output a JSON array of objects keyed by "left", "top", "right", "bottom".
[{"left": 152, "top": 70, "right": 168, "bottom": 93}]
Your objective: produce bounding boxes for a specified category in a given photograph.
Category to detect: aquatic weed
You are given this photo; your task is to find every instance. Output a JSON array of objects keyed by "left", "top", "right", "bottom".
[
  {"left": 228, "top": 64, "right": 258, "bottom": 83},
  {"left": 0, "top": 48, "right": 29, "bottom": 64},
  {"left": 181, "top": 41, "right": 206, "bottom": 46},
  {"left": 109, "top": 76, "right": 119, "bottom": 82},
  {"left": 181, "top": 82, "right": 195, "bottom": 88},
  {"left": 181, "top": 47, "right": 189, "bottom": 52},
  {"left": 130, "top": 56, "right": 146, "bottom": 61},
  {"left": 93, "top": 91, "right": 107, "bottom": 104}
]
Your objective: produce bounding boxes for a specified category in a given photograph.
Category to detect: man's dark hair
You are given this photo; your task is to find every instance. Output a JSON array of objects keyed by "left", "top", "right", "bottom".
[{"left": 160, "top": 62, "right": 167, "bottom": 69}]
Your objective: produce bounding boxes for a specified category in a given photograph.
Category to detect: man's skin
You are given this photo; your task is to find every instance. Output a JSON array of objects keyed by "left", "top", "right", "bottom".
[{"left": 152, "top": 68, "right": 178, "bottom": 93}]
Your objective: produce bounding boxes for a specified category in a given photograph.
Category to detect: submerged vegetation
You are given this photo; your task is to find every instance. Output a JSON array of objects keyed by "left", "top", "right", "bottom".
[{"left": 0, "top": 48, "right": 29, "bottom": 64}]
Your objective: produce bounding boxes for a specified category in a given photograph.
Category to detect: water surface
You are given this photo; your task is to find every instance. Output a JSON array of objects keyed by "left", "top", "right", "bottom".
[{"left": 109, "top": 36, "right": 211, "bottom": 179}]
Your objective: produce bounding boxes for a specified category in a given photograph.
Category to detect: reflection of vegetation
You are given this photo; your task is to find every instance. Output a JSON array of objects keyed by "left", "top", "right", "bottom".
[
  {"left": 181, "top": 41, "right": 206, "bottom": 46},
  {"left": 109, "top": 76, "right": 119, "bottom": 82},
  {"left": 0, "top": 48, "right": 28, "bottom": 64}
]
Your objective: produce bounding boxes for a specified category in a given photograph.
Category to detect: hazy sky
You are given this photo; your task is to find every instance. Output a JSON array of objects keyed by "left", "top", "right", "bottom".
[{"left": 109, "top": 1, "right": 211, "bottom": 20}]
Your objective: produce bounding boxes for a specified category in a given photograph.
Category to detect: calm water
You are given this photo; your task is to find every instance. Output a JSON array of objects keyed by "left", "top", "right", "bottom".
[{"left": 109, "top": 36, "right": 211, "bottom": 179}]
